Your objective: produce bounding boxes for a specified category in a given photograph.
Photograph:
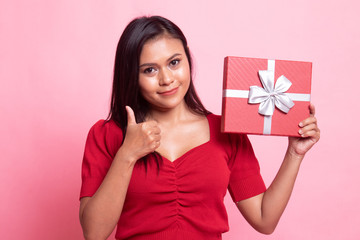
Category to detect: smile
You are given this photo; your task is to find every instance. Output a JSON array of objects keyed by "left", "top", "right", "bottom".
[{"left": 158, "top": 87, "right": 179, "bottom": 96}]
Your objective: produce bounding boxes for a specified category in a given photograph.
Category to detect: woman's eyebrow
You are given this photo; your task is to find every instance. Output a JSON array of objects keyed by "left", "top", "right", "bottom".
[
  {"left": 139, "top": 53, "right": 182, "bottom": 68},
  {"left": 139, "top": 62, "right": 155, "bottom": 68},
  {"left": 167, "top": 53, "right": 182, "bottom": 61}
]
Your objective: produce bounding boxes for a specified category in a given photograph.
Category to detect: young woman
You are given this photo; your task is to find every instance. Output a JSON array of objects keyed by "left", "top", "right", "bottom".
[{"left": 79, "top": 16, "right": 320, "bottom": 240}]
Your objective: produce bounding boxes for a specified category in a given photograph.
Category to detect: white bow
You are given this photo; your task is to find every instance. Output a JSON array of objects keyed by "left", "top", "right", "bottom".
[{"left": 248, "top": 70, "right": 295, "bottom": 116}]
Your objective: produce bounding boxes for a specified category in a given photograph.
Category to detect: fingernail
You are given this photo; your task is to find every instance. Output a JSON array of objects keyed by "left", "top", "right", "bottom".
[
  {"left": 299, "top": 122, "right": 303, "bottom": 127},
  {"left": 299, "top": 129, "right": 303, "bottom": 134}
]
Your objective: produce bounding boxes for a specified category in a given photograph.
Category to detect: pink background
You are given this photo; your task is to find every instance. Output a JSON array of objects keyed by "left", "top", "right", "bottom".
[{"left": 1, "top": 0, "right": 359, "bottom": 239}]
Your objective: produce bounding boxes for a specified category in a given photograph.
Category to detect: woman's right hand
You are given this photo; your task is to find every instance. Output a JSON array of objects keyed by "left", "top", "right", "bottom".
[{"left": 119, "top": 106, "right": 161, "bottom": 163}]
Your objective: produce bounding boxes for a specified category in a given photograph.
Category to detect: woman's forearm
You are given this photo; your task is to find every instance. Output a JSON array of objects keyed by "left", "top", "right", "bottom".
[
  {"left": 237, "top": 147, "right": 304, "bottom": 234},
  {"left": 260, "top": 148, "right": 304, "bottom": 233},
  {"left": 80, "top": 149, "right": 136, "bottom": 240}
]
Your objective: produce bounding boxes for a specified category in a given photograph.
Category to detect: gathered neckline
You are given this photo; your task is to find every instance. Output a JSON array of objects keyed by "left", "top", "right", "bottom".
[{"left": 159, "top": 114, "right": 214, "bottom": 164}]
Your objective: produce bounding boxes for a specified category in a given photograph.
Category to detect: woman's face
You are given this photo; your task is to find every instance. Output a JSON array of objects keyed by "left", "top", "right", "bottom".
[{"left": 138, "top": 35, "right": 191, "bottom": 112}]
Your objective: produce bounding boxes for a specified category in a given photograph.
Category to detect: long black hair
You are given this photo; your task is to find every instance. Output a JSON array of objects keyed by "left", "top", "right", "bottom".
[{"left": 107, "top": 16, "right": 210, "bottom": 167}]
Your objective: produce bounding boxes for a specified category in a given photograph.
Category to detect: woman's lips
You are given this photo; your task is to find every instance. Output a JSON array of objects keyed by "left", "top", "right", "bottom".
[{"left": 158, "top": 87, "right": 179, "bottom": 96}]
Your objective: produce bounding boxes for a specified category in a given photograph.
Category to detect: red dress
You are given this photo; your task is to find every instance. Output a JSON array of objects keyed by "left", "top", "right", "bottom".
[{"left": 80, "top": 114, "right": 266, "bottom": 240}]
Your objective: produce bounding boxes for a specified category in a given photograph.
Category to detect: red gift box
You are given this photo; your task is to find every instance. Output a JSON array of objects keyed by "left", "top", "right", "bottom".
[{"left": 221, "top": 56, "right": 312, "bottom": 137}]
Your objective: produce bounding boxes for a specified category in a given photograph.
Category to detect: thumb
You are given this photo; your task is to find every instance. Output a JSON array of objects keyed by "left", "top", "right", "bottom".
[
  {"left": 309, "top": 103, "right": 316, "bottom": 117},
  {"left": 125, "top": 106, "right": 137, "bottom": 125}
]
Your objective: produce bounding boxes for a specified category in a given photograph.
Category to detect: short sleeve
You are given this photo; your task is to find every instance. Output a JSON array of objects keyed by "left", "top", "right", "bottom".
[
  {"left": 80, "top": 120, "right": 123, "bottom": 199},
  {"left": 227, "top": 134, "right": 266, "bottom": 202}
]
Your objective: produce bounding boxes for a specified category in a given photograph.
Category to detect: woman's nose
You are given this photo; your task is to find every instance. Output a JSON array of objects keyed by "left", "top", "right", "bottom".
[{"left": 159, "top": 68, "right": 174, "bottom": 86}]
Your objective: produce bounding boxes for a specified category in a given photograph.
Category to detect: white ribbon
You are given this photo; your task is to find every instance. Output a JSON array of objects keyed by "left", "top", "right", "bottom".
[
  {"left": 248, "top": 70, "right": 294, "bottom": 116},
  {"left": 223, "top": 59, "right": 311, "bottom": 135}
]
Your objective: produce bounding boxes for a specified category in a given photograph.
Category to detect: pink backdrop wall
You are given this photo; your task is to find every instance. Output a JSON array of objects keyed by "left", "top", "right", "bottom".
[{"left": 1, "top": 0, "right": 359, "bottom": 239}]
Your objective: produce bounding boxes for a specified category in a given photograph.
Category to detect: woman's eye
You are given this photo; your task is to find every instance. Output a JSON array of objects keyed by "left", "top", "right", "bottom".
[
  {"left": 144, "top": 67, "right": 155, "bottom": 74},
  {"left": 170, "top": 59, "right": 180, "bottom": 66}
]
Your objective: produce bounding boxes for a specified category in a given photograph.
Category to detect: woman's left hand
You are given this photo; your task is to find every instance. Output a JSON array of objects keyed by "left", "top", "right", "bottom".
[{"left": 288, "top": 103, "right": 320, "bottom": 157}]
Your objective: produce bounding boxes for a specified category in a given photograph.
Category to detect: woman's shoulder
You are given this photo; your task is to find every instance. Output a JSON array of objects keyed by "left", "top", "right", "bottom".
[
  {"left": 206, "top": 113, "right": 222, "bottom": 132},
  {"left": 206, "top": 113, "right": 226, "bottom": 141},
  {"left": 206, "top": 113, "right": 221, "bottom": 123},
  {"left": 206, "top": 113, "right": 250, "bottom": 146},
  {"left": 87, "top": 119, "right": 124, "bottom": 147},
  {"left": 90, "top": 119, "right": 120, "bottom": 129},
  {"left": 89, "top": 119, "right": 122, "bottom": 134}
]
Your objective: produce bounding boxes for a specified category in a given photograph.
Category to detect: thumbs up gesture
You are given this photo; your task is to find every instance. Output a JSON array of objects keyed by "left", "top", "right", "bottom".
[{"left": 120, "top": 106, "right": 161, "bottom": 162}]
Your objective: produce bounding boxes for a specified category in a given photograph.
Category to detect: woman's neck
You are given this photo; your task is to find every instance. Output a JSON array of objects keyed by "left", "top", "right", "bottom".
[{"left": 147, "top": 101, "right": 196, "bottom": 125}]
